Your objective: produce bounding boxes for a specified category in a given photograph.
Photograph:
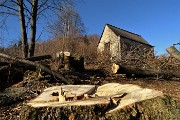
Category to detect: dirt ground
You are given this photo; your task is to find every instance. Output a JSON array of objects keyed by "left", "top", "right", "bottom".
[{"left": 0, "top": 66, "right": 180, "bottom": 120}]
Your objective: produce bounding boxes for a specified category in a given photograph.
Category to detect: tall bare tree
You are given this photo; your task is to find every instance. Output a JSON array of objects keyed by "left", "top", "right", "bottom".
[
  {"left": 50, "top": 0, "right": 85, "bottom": 39},
  {"left": 17, "top": 0, "right": 28, "bottom": 58},
  {"left": 0, "top": 0, "right": 61, "bottom": 58}
]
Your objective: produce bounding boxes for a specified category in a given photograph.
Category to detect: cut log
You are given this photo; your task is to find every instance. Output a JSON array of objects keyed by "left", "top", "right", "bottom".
[
  {"left": 26, "top": 55, "right": 52, "bottom": 61},
  {"left": 166, "top": 46, "right": 180, "bottom": 61},
  {"left": 112, "top": 63, "right": 119, "bottom": 73},
  {"left": 20, "top": 83, "right": 180, "bottom": 120},
  {"left": 55, "top": 51, "right": 84, "bottom": 71},
  {"left": 0, "top": 53, "right": 72, "bottom": 84},
  {"left": 112, "top": 64, "right": 180, "bottom": 78},
  {"left": 63, "top": 52, "right": 71, "bottom": 71}
]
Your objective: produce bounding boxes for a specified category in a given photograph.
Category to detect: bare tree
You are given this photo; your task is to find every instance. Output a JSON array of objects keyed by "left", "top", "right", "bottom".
[
  {"left": 50, "top": 0, "right": 85, "bottom": 43},
  {"left": 0, "top": 0, "right": 61, "bottom": 58}
]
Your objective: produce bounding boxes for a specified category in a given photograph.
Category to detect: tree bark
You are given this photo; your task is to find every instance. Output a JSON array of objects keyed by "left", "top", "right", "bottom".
[
  {"left": 0, "top": 53, "right": 72, "bottom": 84},
  {"left": 26, "top": 55, "right": 52, "bottom": 61},
  {"left": 63, "top": 52, "right": 71, "bottom": 71},
  {"left": 17, "top": 0, "right": 28, "bottom": 58},
  {"left": 28, "top": 0, "right": 38, "bottom": 57},
  {"left": 166, "top": 46, "right": 180, "bottom": 61},
  {"left": 114, "top": 64, "right": 180, "bottom": 78}
]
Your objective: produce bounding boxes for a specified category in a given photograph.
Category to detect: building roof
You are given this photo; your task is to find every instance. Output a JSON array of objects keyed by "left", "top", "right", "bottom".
[{"left": 106, "top": 24, "right": 153, "bottom": 47}]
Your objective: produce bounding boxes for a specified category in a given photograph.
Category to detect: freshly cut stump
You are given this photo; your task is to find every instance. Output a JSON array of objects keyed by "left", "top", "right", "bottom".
[
  {"left": 28, "top": 85, "right": 96, "bottom": 106},
  {"left": 20, "top": 83, "right": 180, "bottom": 120}
]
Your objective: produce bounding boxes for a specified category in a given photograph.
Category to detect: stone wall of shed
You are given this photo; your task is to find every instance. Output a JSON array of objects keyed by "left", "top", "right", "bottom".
[{"left": 98, "top": 25, "right": 120, "bottom": 58}]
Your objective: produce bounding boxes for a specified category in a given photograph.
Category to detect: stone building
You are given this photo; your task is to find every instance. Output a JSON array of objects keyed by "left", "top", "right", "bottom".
[{"left": 97, "top": 24, "right": 154, "bottom": 59}]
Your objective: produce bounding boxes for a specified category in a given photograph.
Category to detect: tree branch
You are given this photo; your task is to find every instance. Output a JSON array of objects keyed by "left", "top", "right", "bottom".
[
  {"left": 0, "top": 11, "right": 18, "bottom": 16},
  {"left": 0, "top": 4, "right": 18, "bottom": 12},
  {"left": 23, "top": 2, "right": 32, "bottom": 15},
  {"left": 37, "top": 0, "right": 49, "bottom": 11},
  {"left": 10, "top": 0, "right": 20, "bottom": 6}
]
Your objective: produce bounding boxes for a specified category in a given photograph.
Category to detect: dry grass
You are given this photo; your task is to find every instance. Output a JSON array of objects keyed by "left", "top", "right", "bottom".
[{"left": 34, "top": 35, "right": 99, "bottom": 63}]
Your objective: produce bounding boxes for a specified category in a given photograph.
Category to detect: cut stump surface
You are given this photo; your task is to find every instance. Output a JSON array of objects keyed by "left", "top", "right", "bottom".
[{"left": 21, "top": 83, "right": 179, "bottom": 120}]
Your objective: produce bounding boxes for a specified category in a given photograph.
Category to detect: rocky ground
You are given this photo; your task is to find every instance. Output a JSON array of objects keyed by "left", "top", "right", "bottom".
[{"left": 0, "top": 67, "right": 180, "bottom": 120}]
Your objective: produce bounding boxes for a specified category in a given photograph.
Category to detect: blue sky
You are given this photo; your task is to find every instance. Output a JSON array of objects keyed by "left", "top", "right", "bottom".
[
  {"left": 1, "top": 0, "right": 180, "bottom": 55},
  {"left": 77, "top": 0, "right": 180, "bottom": 55}
]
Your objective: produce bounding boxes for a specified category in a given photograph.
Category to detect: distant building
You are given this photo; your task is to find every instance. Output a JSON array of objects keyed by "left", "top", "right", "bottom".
[{"left": 97, "top": 24, "right": 154, "bottom": 59}]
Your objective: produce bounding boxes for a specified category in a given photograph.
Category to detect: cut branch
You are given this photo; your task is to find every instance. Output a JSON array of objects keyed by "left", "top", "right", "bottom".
[{"left": 0, "top": 53, "right": 72, "bottom": 84}]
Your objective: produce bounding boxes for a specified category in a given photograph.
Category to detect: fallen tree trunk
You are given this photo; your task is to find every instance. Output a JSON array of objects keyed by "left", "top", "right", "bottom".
[
  {"left": 166, "top": 46, "right": 180, "bottom": 61},
  {"left": 0, "top": 53, "right": 72, "bottom": 84},
  {"left": 113, "top": 64, "right": 180, "bottom": 78},
  {"left": 26, "top": 55, "right": 52, "bottom": 61}
]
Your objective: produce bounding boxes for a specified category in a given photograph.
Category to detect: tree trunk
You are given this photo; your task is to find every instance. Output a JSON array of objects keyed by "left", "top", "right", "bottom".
[
  {"left": 17, "top": 0, "right": 28, "bottom": 58},
  {"left": 166, "top": 46, "right": 180, "bottom": 61},
  {"left": 28, "top": 0, "right": 38, "bottom": 57},
  {"left": 113, "top": 64, "right": 180, "bottom": 78},
  {"left": 55, "top": 51, "right": 84, "bottom": 71},
  {"left": 26, "top": 55, "right": 52, "bottom": 61},
  {"left": 63, "top": 52, "right": 71, "bottom": 71}
]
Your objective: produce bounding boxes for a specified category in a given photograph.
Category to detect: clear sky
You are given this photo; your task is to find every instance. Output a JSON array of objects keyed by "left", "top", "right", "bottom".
[
  {"left": 77, "top": 0, "right": 180, "bottom": 55},
  {"left": 1, "top": 0, "right": 180, "bottom": 55}
]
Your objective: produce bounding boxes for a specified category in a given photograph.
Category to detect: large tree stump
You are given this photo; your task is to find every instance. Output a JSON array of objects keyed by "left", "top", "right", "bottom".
[
  {"left": 63, "top": 52, "right": 71, "bottom": 71},
  {"left": 19, "top": 83, "right": 180, "bottom": 120},
  {"left": 55, "top": 51, "right": 84, "bottom": 71},
  {"left": 20, "top": 96, "right": 179, "bottom": 120}
]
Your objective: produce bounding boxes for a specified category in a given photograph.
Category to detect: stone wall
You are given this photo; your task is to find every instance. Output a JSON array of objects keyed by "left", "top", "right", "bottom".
[
  {"left": 97, "top": 25, "right": 120, "bottom": 58},
  {"left": 98, "top": 25, "right": 154, "bottom": 60}
]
